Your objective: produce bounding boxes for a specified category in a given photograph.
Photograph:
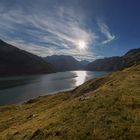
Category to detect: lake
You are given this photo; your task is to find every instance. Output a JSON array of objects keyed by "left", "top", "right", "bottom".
[{"left": 0, "top": 71, "right": 110, "bottom": 105}]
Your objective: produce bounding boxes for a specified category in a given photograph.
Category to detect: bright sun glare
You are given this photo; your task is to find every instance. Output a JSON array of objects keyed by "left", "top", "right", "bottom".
[{"left": 78, "top": 40, "right": 86, "bottom": 50}]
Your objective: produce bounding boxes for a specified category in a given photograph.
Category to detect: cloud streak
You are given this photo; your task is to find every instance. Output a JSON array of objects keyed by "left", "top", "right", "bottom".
[
  {"left": 98, "top": 21, "right": 115, "bottom": 45},
  {"left": 0, "top": 1, "right": 115, "bottom": 61}
]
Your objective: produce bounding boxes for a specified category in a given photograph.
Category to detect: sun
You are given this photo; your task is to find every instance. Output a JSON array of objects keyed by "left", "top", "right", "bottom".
[{"left": 78, "top": 40, "right": 86, "bottom": 50}]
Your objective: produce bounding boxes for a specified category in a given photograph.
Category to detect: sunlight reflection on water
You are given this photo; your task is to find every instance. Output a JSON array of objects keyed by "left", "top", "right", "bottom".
[
  {"left": 74, "top": 71, "right": 87, "bottom": 86},
  {"left": 0, "top": 71, "right": 110, "bottom": 105}
]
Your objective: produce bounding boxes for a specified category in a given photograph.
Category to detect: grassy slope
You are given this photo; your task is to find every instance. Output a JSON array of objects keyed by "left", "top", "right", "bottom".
[{"left": 0, "top": 64, "right": 140, "bottom": 140}]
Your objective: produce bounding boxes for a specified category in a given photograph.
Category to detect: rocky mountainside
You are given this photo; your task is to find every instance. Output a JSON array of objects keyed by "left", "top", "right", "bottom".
[
  {"left": 0, "top": 40, "right": 55, "bottom": 76},
  {"left": 86, "top": 48, "right": 140, "bottom": 71},
  {"left": 123, "top": 48, "right": 140, "bottom": 67},
  {"left": 80, "top": 60, "right": 90, "bottom": 67},
  {"left": 44, "top": 55, "right": 83, "bottom": 72},
  {"left": 0, "top": 63, "right": 139, "bottom": 140}
]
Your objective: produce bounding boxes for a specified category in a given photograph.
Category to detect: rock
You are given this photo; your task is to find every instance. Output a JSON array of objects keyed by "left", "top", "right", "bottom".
[
  {"left": 25, "top": 98, "right": 38, "bottom": 104},
  {"left": 26, "top": 114, "right": 37, "bottom": 119},
  {"left": 13, "top": 131, "right": 20, "bottom": 136},
  {"left": 30, "top": 129, "right": 44, "bottom": 140},
  {"left": 79, "top": 96, "right": 90, "bottom": 101},
  {"left": 110, "top": 83, "right": 114, "bottom": 86}
]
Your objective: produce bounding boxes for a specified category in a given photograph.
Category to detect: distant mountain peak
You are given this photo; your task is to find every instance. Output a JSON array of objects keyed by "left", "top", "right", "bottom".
[
  {"left": 124, "top": 48, "right": 140, "bottom": 56},
  {"left": 80, "top": 60, "right": 90, "bottom": 66},
  {"left": 86, "top": 48, "right": 140, "bottom": 71},
  {"left": 45, "top": 55, "right": 83, "bottom": 72}
]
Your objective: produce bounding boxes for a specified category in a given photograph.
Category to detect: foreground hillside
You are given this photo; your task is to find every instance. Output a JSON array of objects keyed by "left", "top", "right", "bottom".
[
  {"left": 0, "top": 64, "right": 140, "bottom": 140},
  {"left": 0, "top": 40, "right": 54, "bottom": 76}
]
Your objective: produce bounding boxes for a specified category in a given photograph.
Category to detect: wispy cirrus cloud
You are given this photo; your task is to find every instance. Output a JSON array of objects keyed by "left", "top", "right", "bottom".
[
  {"left": 98, "top": 20, "right": 115, "bottom": 45},
  {"left": 0, "top": 7, "right": 97, "bottom": 59},
  {"left": 0, "top": 1, "right": 115, "bottom": 61}
]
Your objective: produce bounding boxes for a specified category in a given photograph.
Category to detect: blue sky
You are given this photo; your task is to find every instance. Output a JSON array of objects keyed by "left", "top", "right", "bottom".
[{"left": 0, "top": 0, "right": 140, "bottom": 61}]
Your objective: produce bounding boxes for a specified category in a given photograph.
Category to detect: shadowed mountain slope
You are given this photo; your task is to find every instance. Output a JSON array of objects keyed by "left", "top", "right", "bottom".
[
  {"left": 86, "top": 48, "right": 140, "bottom": 71},
  {"left": 0, "top": 40, "right": 55, "bottom": 76},
  {"left": 45, "top": 55, "right": 83, "bottom": 72},
  {"left": 80, "top": 60, "right": 90, "bottom": 67}
]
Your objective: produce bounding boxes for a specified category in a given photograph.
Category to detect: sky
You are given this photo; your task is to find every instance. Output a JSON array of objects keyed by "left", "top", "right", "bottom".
[{"left": 0, "top": 0, "right": 140, "bottom": 61}]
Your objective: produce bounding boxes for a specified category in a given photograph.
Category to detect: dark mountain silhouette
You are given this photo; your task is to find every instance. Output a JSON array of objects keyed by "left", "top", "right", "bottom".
[
  {"left": 86, "top": 48, "right": 140, "bottom": 71},
  {"left": 122, "top": 48, "right": 140, "bottom": 67},
  {"left": 80, "top": 60, "right": 90, "bottom": 67},
  {"left": 0, "top": 40, "right": 55, "bottom": 76},
  {"left": 1, "top": 39, "right": 139, "bottom": 75},
  {"left": 44, "top": 55, "right": 83, "bottom": 72}
]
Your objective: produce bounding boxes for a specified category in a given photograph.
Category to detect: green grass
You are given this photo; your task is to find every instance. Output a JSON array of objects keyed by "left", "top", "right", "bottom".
[{"left": 0, "top": 64, "right": 140, "bottom": 140}]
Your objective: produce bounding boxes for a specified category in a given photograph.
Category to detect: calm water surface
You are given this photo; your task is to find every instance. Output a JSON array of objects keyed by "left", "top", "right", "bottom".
[{"left": 0, "top": 71, "right": 110, "bottom": 105}]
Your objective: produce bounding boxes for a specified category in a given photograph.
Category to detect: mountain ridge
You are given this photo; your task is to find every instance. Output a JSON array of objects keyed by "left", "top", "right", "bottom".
[
  {"left": 44, "top": 55, "right": 83, "bottom": 72},
  {"left": 0, "top": 39, "right": 55, "bottom": 76},
  {"left": 86, "top": 48, "right": 140, "bottom": 71}
]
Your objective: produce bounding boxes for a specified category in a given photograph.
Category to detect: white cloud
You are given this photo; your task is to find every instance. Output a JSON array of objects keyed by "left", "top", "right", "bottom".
[
  {"left": 0, "top": 3, "right": 115, "bottom": 60},
  {"left": 0, "top": 6, "right": 99, "bottom": 60},
  {"left": 98, "top": 21, "right": 115, "bottom": 45}
]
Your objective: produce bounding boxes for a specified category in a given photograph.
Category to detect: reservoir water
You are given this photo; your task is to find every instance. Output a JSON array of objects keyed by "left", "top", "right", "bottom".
[{"left": 0, "top": 71, "right": 110, "bottom": 105}]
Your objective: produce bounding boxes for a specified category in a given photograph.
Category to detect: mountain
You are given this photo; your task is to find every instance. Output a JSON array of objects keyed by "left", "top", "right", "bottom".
[
  {"left": 123, "top": 48, "right": 140, "bottom": 67},
  {"left": 0, "top": 40, "right": 55, "bottom": 76},
  {"left": 85, "top": 56, "right": 122, "bottom": 71},
  {"left": 44, "top": 55, "right": 83, "bottom": 72},
  {"left": 86, "top": 48, "right": 140, "bottom": 71},
  {"left": 80, "top": 60, "right": 90, "bottom": 67},
  {"left": 0, "top": 63, "right": 139, "bottom": 139}
]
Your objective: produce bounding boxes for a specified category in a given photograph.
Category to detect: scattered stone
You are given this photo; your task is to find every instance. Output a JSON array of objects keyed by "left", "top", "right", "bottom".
[
  {"left": 79, "top": 96, "right": 90, "bottom": 101},
  {"left": 13, "top": 131, "right": 20, "bottom": 136},
  {"left": 22, "top": 134, "right": 28, "bottom": 139},
  {"left": 30, "top": 129, "right": 44, "bottom": 140},
  {"left": 25, "top": 98, "right": 38, "bottom": 104},
  {"left": 110, "top": 83, "right": 114, "bottom": 86},
  {"left": 26, "top": 114, "right": 37, "bottom": 119},
  {"left": 54, "top": 130, "right": 61, "bottom": 136}
]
